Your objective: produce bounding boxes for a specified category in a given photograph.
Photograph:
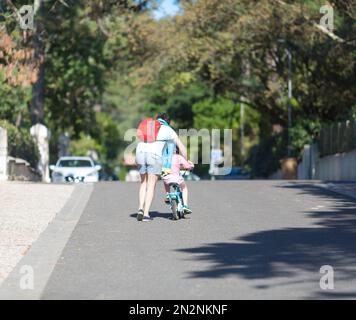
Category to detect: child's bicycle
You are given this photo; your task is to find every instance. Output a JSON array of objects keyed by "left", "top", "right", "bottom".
[{"left": 166, "top": 171, "right": 188, "bottom": 220}]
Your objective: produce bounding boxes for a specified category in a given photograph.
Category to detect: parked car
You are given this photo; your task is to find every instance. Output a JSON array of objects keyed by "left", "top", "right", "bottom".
[
  {"left": 50, "top": 156, "right": 101, "bottom": 183},
  {"left": 216, "top": 167, "right": 250, "bottom": 180},
  {"left": 99, "top": 169, "right": 119, "bottom": 181}
]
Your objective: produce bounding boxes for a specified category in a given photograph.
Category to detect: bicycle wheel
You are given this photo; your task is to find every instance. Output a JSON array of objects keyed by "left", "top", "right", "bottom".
[
  {"left": 171, "top": 199, "right": 179, "bottom": 220},
  {"left": 178, "top": 202, "right": 184, "bottom": 219},
  {"left": 178, "top": 210, "right": 185, "bottom": 219}
]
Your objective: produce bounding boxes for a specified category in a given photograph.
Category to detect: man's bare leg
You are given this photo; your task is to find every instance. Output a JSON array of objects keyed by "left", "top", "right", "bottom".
[
  {"left": 139, "top": 174, "right": 147, "bottom": 210},
  {"left": 143, "top": 174, "right": 159, "bottom": 216}
]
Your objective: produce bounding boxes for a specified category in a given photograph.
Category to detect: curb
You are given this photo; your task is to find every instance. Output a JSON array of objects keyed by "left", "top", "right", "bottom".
[{"left": 316, "top": 182, "right": 356, "bottom": 201}]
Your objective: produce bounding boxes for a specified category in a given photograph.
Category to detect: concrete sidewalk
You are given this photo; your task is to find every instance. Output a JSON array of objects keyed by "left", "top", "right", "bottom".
[{"left": 0, "top": 182, "right": 74, "bottom": 285}]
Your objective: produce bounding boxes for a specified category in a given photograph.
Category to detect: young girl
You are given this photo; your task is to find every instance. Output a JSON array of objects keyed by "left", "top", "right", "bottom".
[{"left": 162, "top": 150, "right": 194, "bottom": 214}]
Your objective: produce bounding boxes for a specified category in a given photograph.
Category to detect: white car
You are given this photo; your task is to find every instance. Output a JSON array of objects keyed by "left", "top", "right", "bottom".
[{"left": 50, "top": 157, "right": 101, "bottom": 183}]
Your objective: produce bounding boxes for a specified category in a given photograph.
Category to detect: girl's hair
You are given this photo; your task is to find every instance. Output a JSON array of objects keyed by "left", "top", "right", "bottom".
[{"left": 156, "top": 113, "right": 171, "bottom": 125}]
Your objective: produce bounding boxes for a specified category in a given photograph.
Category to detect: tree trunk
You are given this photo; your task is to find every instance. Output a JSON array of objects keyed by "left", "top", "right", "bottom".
[{"left": 30, "top": 0, "right": 45, "bottom": 124}]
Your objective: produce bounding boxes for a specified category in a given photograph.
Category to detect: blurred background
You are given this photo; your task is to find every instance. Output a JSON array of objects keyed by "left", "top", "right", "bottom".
[{"left": 0, "top": 0, "right": 355, "bottom": 182}]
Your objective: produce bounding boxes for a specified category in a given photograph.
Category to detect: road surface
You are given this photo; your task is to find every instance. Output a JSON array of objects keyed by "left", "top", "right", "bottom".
[{"left": 1, "top": 181, "right": 356, "bottom": 299}]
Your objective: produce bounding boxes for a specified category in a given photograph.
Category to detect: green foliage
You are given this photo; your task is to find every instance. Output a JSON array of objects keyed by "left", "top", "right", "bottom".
[
  {"left": 248, "top": 117, "right": 322, "bottom": 177},
  {"left": 131, "top": 0, "right": 356, "bottom": 175},
  {"left": 43, "top": 2, "right": 108, "bottom": 137},
  {"left": 193, "top": 97, "right": 260, "bottom": 164},
  {"left": 2, "top": 0, "right": 356, "bottom": 177},
  {"left": 90, "top": 112, "right": 122, "bottom": 161},
  {"left": 248, "top": 132, "right": 288, "bottom": 179},
  {"left": 340, "top": 104, "right": 356, "bottom": 121},
  {"left": 289, "top": 118, "right": 321, "bottom": 158},
  {"left": 0, "top": 73, "right": 32, "bottom": 126},
  {"left": 69, "top": 132, "right": 104, "bottom": 157},
  {"left": 1, "top": 0, "right": 148, "bottom": 170},
  {"left": 0, "top": 120, "right": 39, "bottom": 168},
  {"left": 68, "top": 112, "right": 121, "bottom": 172},
  {"left": 144, "top": 82, "right": 211, "bottom": 128},
  {"left": 193, "top": 97, "right": 240, "bottom": 129}
]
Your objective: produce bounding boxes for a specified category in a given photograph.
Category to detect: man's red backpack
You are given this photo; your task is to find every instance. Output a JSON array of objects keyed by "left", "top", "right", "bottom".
[{"left": 137, "top": 118, "right": 161, "bottom": 142}]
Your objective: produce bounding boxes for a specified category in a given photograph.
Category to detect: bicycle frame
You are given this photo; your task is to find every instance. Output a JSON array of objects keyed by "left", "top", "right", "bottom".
[
  {"left": 166, "top": 170, "right": 188, "bottom": 219},
  {"left": 168, "top": 183, "right": 183, "bottom": 206}
]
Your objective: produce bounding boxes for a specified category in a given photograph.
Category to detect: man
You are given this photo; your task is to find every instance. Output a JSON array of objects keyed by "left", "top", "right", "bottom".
[{"left": 136, "top": 113, "right": 187, "bottom": 221}]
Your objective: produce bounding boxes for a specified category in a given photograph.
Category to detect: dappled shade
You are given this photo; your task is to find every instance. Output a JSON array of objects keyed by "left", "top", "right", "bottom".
[{"left": 178, "top": 184, "right": 356, "bottom": 298}]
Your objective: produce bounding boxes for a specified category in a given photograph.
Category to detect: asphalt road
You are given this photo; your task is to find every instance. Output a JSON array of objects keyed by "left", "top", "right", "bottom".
[{"left": 3, "top": 181, "right": 356, "bottom": 299}]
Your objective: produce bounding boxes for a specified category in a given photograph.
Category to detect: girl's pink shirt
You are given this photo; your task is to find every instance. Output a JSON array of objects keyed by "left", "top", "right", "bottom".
[{"left": 170, "top": 154, "right": 194, "bottom": 175}]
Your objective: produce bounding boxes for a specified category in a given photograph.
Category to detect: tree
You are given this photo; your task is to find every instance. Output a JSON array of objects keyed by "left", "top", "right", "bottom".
[
  {"left": 0, "top": 1, "right": 38, "bottom": 126},
  {"left": 1, "top": 0, "right": 153, "bottom": 168},
  {"left": 193, "top": 97, "right": 260, "bottom": 165},
  {"left": 30, "top": 0, "right": 45, "bottom": 124},
  {"left": 129, "top": 0, "right": 356, "bottom": 124}
]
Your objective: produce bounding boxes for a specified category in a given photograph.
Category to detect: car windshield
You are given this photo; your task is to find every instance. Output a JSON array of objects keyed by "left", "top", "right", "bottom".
[{"left": 58, "top": 160, "right": 93, "bottom": 168}]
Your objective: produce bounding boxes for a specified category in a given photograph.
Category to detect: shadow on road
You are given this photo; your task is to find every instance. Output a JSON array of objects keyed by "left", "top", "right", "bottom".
[
  {"left": 129, "top": 211, "right": 173, "bottom": 220},
  {"left": 177, "top": 183, "right": 356, "bottom": 298}
]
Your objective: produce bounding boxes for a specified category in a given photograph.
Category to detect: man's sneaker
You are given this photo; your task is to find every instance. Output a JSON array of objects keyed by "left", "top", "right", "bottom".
[
  {"left": 164, "top": 193, "right": 170, "bottom": 204},
  {"left": 137, "top": 209, "right": 144, "bottom": 221},
  {"left": 142, "top": 215, "right": 153, "bottom": 222},
  {"left": 183, "top": 205, "right": 192, "bottom": 214}
]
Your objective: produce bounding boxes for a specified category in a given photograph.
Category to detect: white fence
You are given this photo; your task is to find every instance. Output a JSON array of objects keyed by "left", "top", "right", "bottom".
[
  {"left": 271, "top": 143, "right": 356, "bottom": 181},
  {"left": 315, "top": 149, "right": 356, "bottom": 181}
]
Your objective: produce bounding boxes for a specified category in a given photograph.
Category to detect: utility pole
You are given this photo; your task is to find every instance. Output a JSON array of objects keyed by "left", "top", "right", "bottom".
[
  {"left": 278, "top": 39, "right": 293, "bottom": 158},
  {"left": 240, "top": 99, "right": 245, "bottom": 164}
]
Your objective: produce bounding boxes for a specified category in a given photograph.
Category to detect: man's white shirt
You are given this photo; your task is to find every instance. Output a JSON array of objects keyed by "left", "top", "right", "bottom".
[{"left": 136, "top": 125, "right": 177, "bottom": 157}]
